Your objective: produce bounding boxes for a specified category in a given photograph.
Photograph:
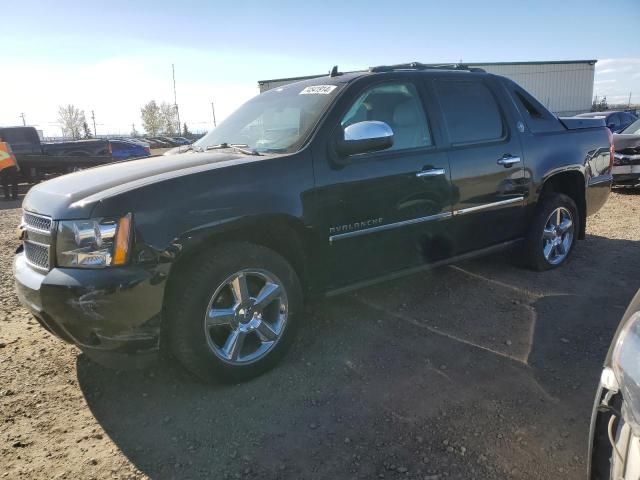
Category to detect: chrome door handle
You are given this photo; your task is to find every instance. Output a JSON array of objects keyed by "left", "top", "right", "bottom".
[
  {"left": 416, "top": 168, "right": 445, "bottom": 178},
  {"left": 497, "top": 156, "right": 521, "bottom": 167}
]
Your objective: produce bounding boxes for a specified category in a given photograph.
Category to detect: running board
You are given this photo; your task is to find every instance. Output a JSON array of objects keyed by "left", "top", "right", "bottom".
[{"left": 324, "top": 238, "right": 523, "bottom": 297}]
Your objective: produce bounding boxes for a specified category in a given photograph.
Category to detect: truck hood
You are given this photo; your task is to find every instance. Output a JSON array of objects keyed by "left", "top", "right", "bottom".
[{"left": 23, "top": 151, "right": 264, "bottom": 219}]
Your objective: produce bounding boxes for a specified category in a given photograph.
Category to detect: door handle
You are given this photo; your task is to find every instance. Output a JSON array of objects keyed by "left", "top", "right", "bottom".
[
  {"left": 497, "top": 156, "right": 521, "bottom": 167},
  {"left": 416, "top": 168, "right": 446, "bottom": 178}
]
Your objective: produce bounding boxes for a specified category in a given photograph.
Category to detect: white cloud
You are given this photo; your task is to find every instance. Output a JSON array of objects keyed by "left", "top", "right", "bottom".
[{"left": 594, "top": 58, "right": 640, "bottom": 105}]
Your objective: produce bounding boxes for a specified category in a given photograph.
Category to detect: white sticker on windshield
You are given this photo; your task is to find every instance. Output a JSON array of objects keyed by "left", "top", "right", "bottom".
[{"left": 299, "top": 85, "right": 337, "bottom": 95}]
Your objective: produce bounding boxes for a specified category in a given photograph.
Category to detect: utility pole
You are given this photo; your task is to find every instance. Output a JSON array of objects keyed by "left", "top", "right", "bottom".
[
  {"left": 211, "top": 101, "right": 217, "bottom": 127},
  {"left": 629, "top": 92, "right": 632, "bottom": 109},
  {"left": 91, "top": 110, "right": 97, "bottom": 137},
  {"left": 172, "top": 64, "right": 181, "bottom": 134},
  {"left": 20, "top": 113, "right": 26, "bottom": 126}
]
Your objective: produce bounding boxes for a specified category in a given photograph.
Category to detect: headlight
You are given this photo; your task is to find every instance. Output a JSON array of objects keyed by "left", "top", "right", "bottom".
[
  {"left": 612, "top": 311, "right": 640, "bottom": 434},
  {"left": 56, "top": 214, "right": 132, "bottom": 268}
]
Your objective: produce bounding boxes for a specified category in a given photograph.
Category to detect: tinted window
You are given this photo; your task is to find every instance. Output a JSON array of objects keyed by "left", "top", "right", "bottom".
[
  {"left": 0, "top": 128, "right": 39, "bottom": 145},
  {"left": 110, "top": 141, "right": 134, "bottom": 152},
  {"left": 607, "top": 114, "right": 621, "bottom": 128},
  {"left": 341, "top": 82, "right": 432, "bottom": 151},
  {"left": 436, "top": 80, "right": 504, "bottom": 144},
  {"left": 515, "top": 91, "right": 543, "bottom": 119}
]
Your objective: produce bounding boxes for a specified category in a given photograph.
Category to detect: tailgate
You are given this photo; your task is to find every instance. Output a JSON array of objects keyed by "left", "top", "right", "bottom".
[{"left": 559, "top": 117, "right": 606, "bottom": 130}]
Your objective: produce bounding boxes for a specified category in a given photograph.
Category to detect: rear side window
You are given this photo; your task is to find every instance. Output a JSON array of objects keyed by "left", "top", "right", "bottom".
[
  {"left": 0, "top": 128, "right": 39, "bottom": 145},
  {"left": 110, "top": 141, "right": 128, "bottom": 152},
  {"left": 515, "top": 92, "right": 543, "bottom": 119},
  {"left": 435, "top": 81, "right": 503, "bottom": 144},
  {"left": 607, "top": 114, "right": 621, "bottom": 129},
  {"left": 621, "top": 112, "right": 636, "bottom": 124}
]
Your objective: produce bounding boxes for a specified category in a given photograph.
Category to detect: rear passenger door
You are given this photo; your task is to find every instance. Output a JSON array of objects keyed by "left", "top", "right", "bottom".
[{"left": 430, "top": 76, "right": 527, "bottom": 255}]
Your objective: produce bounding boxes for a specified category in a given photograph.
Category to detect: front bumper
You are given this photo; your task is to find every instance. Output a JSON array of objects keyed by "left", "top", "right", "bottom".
[
  {"left": 613, "top": 153, "right": 640, "bottom": 185},
  {"left": 13, "top": 252, "right": 167, "bottom": 363}
]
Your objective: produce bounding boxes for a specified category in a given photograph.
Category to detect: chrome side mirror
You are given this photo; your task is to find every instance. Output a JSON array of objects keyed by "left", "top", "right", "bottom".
[{"left": 336, "top": 121, "right": 394, "bottom": 156}]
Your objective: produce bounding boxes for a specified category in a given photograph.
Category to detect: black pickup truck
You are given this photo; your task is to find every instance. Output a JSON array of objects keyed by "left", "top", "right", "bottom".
[
  {"left": 13, "top": 63, "right": 613, "bottom": 383},
  {"left": 0, "top": 127, "right": 148, "bottom": 180}
]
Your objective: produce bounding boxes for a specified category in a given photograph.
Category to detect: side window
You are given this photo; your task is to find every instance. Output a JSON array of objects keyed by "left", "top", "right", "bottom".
[
  {"left": 341, "top": 82, "right": 432, "bottom": 151},
  {"left": 607, "top": 114, "right": 621, "bottom": 129},
  {"left": 110, "top": 142, "right": 125, "bottom": 152},
  {"left": 435, "top": 80, "right": 504, "bottom": 144},
  {"left": 514, "top": 91, "right": 543, "bottom": 119},
  {"left": 622, "top": 112, "right": 637, "bottom": 125}
]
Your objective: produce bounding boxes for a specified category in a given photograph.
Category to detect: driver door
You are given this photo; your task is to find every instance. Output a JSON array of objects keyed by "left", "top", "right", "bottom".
[{"left": 311, "top": 78, "right": 453, "bottom": 289}]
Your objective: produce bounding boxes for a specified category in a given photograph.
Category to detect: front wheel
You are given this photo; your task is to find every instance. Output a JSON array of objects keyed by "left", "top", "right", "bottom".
[
  {"left": 524, "top": 193, "right": 579, "bottom": 271},
  {"left": 166, "top": 243, "right": 302, "bottom": 383}
]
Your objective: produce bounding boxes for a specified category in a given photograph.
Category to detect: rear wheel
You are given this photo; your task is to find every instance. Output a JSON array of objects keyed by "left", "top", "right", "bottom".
[
  {"left": 166, "top": 243, "right": 302, "bottom": 383},
  {"left": 524, "top": 193, "right": 579, "bottom": 271}
]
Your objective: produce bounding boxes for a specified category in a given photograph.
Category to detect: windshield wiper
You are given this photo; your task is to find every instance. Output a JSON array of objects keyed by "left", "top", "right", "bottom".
[{"left": 205, "top": 143, "right": 261, "bottom": 156}]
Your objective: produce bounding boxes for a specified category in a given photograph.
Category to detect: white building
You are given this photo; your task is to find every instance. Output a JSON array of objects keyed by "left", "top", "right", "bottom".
[{"left": 258, "top": 60, "right": 596, "bottom": 117}]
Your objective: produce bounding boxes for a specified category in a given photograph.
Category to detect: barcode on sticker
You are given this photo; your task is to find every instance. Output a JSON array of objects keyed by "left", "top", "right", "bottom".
[{"left": 300, "top": 85, "right": 337, "bottom": 95}]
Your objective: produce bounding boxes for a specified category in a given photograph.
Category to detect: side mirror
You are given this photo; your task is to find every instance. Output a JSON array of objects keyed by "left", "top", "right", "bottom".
[
  {"left": 607, "top": 124, "right": 616, "bottom": 131},
  {"left": 336, "top": 121, "right": 394, "bottom": 157}
]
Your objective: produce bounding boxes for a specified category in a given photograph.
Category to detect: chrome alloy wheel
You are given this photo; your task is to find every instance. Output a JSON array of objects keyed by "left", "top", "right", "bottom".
[
  {"left": 542, "top": 207, "right": 574, "bottom": 265},
  {"left": 203, "top": 269, "right": 288, "bottom": 365}
]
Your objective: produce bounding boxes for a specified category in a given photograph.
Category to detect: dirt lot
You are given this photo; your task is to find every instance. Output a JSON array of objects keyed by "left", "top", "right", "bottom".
[{"left": 1, "top": 190, "right": 639, "bottom": 480}]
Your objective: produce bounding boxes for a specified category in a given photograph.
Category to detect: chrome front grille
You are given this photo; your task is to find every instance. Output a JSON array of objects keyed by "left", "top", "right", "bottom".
[
  {"left": 22, "top": 211, "right": 53, "bottom": 272},
  {"left": 23, "top": 211, "right": 52, "bottom": 232},
  {"left": 24, "top": 241, "right": 50, "bottom": 270}
]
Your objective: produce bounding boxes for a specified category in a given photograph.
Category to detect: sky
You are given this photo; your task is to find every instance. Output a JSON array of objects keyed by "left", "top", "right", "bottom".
[{"left": 1, "top": 0, "right": 638, "bottom": 137}]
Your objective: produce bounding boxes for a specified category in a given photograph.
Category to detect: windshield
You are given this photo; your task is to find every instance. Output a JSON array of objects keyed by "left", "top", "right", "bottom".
[
  {"left": 195, "top": 82, "right": 342, "bottom": 153},
  {"left": 622, "top": 119, "right": 640, "bottom": 135}
]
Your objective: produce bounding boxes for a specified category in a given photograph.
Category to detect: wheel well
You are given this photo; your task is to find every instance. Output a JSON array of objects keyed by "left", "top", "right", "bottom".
[
  {"left": 539, "top": 171, "right": 586, "bottom": 239},
  {"left": 165, "top": 217, "right": 310, "bottom": 300}
]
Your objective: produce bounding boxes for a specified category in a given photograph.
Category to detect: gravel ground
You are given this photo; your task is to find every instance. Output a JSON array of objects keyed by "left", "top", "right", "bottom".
[{"left": 1, "top": 189, "right": 639, "bottom": 479}]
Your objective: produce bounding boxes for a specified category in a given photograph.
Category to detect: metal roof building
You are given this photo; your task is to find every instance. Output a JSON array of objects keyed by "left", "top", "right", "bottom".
[{"left": 258, "top": 59, "right": 597, "bottom": 117}]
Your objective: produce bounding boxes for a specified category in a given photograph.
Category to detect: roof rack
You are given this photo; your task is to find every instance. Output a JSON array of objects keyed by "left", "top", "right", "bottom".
[{"left": 368, "top": 62, "right": 486, "bottom": 73}]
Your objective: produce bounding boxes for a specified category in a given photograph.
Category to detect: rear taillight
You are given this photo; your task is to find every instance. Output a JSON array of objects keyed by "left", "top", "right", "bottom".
[
  {"left": 108, "top": 142, "right": 113, "bottom": 155},
  {"left": 607, "top": 128, "right": 615, "bottom": 169},
  {"left": 145, "top": 146, "right": 150, "bottom": 154}
]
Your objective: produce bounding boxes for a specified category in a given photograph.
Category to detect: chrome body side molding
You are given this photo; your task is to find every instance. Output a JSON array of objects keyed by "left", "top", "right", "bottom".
[{"left": 328, "top": 196, "right": 525, "bottom": 243}]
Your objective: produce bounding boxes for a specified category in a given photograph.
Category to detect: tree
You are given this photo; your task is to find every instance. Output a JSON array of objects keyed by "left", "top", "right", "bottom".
[
  {"left": 182, "top": 122, "right": 191, "bottom": 137},
  {"left": 140, "top": 101, "right": 163, "bottom": 136},
  {"left": 82, "top": 121, "right": 92, "bottom": 139},
  {"left": 160, "top": 102, "right": 178, "bottom": 135},
  {"left": 58, "top": 105, "right": 86, "bottom": 139},
  {"left": 592, "top": 96, "right": 609, "bottom": 112}
]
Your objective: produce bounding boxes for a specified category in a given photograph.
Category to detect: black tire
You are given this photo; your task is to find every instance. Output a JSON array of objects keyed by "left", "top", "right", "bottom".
[
  {"left": 524, "top": 193, "right": 579, "bottom": 271},
  {"left": 166, "top": 242, "right": 303, "bottom": 383}
]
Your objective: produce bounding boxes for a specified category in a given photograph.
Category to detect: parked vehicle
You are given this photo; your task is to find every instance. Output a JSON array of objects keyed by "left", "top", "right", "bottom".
[
  {"left": 169, "top": 136, "right": 192, "bottom": 145},
  {"left": 151, "top": 136, "right": 181, "bottom": 147},
  {"left": 143, "top": 138, "right": 172, "bottom": 149},
  {"left": 114, "top": 137, "right": 151, "bottom": 148},
  {"left": 0, "top": 127, "right": 151, "bottom": 180},
  {"left": 14, "top": 63, "right": 613, "bottom": 383},
  {"left": 577, "top": 111, "right": 638, "bottom": 133},
  {"left": 109, "top": 139, "right": 151, "bottom": 160},
  {"left": 43, "top": 139, "right": 110, "bottom": 157},
  {"left": 589, "top": 289, "right": 640, "bottom": 479},
  {"left": 612, "top": 119, "right": 640, "bottom": 187}
]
